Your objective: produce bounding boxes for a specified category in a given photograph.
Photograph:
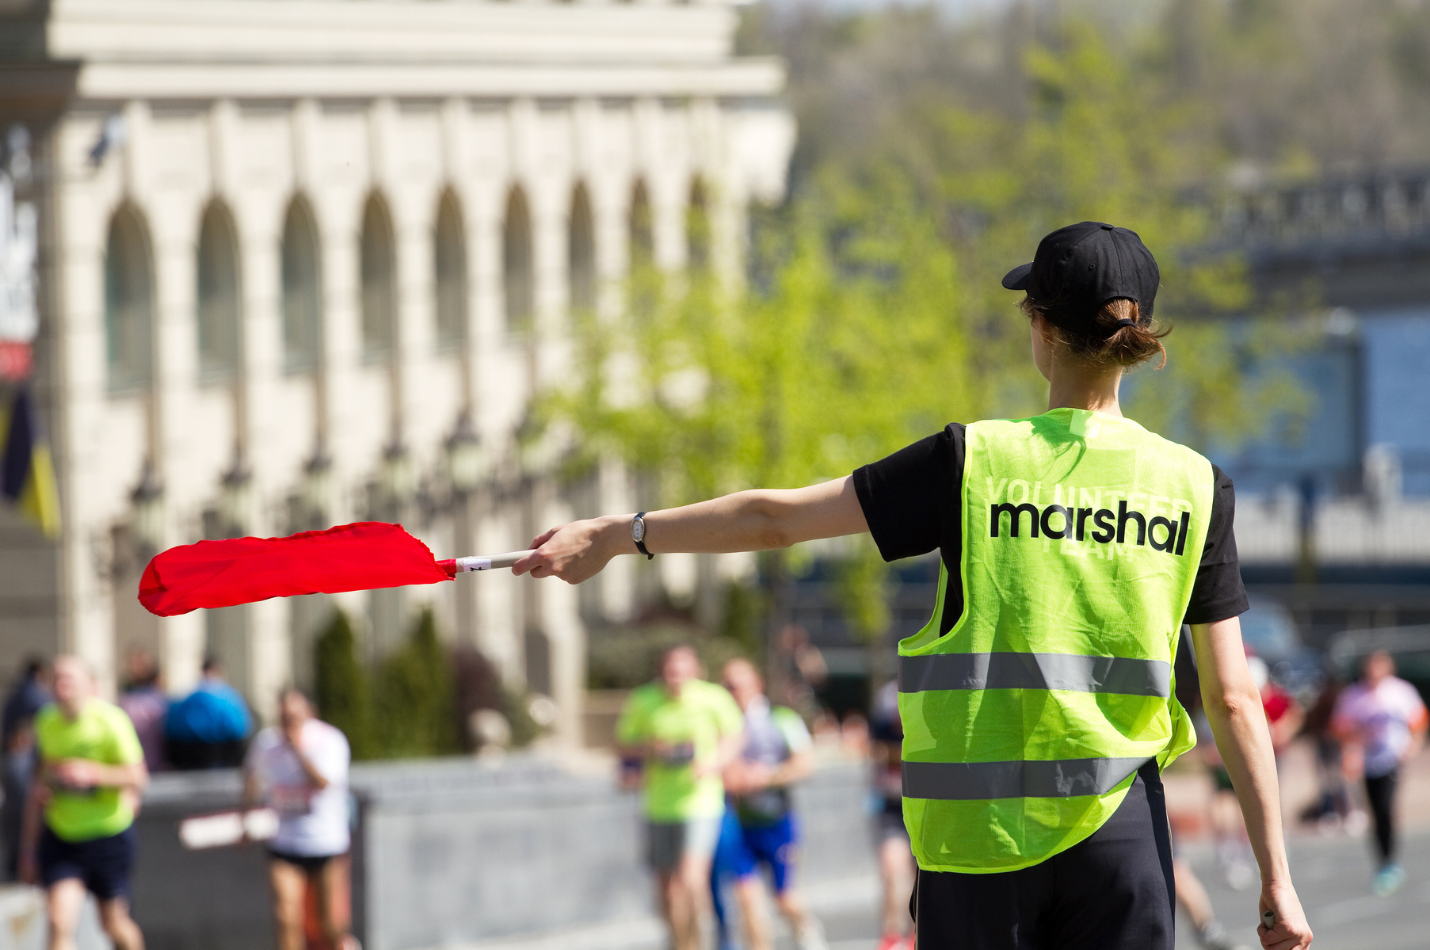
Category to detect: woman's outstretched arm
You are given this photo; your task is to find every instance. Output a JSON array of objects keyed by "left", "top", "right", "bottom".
[{"left": 512, "top": 476, "right": 869, "bottom": 584}]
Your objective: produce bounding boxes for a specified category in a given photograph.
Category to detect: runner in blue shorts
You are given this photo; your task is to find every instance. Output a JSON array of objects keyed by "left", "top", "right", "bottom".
[{"left": 712, "top": 659, "right": 827, "bottom": 950}]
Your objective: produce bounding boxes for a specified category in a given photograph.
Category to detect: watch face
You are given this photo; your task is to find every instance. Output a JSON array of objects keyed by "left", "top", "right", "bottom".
[{"left": 633, "top": 518, "right": 645, "bottom": 542}]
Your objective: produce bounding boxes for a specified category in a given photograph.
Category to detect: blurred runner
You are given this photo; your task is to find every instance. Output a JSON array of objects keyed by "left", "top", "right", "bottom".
[
  {"left": 1174, "top": 858, "right": 1249, "bottom": 950},
  {"left": 711, "top": 658, "right": 825, "bottom": 950},
  {"left": 2, "top": 657, "right": 50, "bottom": 880},
  {"left": 617, "top": 645, "right": 744, "bottom": 950},
  {"left": 1332, "top": 650, "right": 1428, "bottom": 896},
  {"left": 1298, "top": 677, "right": 1360, "bottom": 833},
  {"left": 868, "top": 680, "right": 913, "bottom": 950},
  {"left": 243, "top": 687, "right": 356, "bottom": 950},
  {"left": 19, "top": 656, "right": 148, "bottom": 950}
]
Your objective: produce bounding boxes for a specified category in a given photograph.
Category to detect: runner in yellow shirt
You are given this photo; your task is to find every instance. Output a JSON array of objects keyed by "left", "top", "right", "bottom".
[
  {"left": 617, "top": 645, "right": 744, "bottom": 950},
  {"left": 20, "top": 656, "right": 148, "bottom": 950}
]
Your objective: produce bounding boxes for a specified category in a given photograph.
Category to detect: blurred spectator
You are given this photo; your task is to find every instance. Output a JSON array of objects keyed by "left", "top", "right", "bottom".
[
  {"left": 775, "top": 625, "right": 827, "bottom": 716},
  {"left": 2, "top": 657, "right": 50, "bottom": 879},
  {"left": 810, "top": 709, "right": 842, "bottom": 752},
  {"left": 840, "top": 710, "right": 870, "bottom": 759},
  {"left": 1332, "top": 650, "right": 1429, "bottom": 896},
  {"left": 868, "top": 680, "right": 914, "bottom": 950},
  {"left": 1252, "top": 656, "right": 1304, "bottom": 758},
  {"left": 20, "top": 656, "right": 147, "bottom": 950},
  {"left": 165, "top": 658, "right": 252, "bottom": 769},
  {"left": 117, "top": 650, "right": 168, "bottom": 772},
  {"left": 244, "top": 688, "right": 355, "bottom": 950}
]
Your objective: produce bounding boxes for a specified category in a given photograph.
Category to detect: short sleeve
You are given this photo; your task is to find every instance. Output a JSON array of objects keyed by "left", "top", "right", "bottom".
[
  {"left": 1184, "top": 465, "right": 1250, "bottom": 625},
  {"left": 1399, "top": 681, "right": 1429, "bottom": 725},
  {"left": 310, "top": 726, "right": 350, "bottom": 784},
  {"left": 106, "top": 706, "right": 146, "bottom": 766},
  {"left": 852, "top": 425, "right": 965, "bottom": 563},
  {"left": 773, "top": 708, "right": 813, "bottom": 754},
  {"left": 710, "top": 685, "right": 744, "bottom": 738},
  {"left": 615, "top": 689, "right": 651, "bottom": 746}
]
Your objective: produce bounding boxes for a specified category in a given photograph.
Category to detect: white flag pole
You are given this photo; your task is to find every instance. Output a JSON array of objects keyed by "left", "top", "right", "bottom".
[{"left": 451, "top": 550, "right": 536, "bottom": 573}]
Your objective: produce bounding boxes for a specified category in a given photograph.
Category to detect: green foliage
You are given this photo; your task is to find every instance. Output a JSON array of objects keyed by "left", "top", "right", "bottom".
[
  {"left": 835, "top": 537, "right": 895, "bottom": 646},
  {"left": 720, "top": 582, "right": 767, "bottom": 659},
  {"left": 313, "top": 607, "right": 477, "bottom": 760},
  {"left": 501, "top": 685, "right": 547, "bottom": 750},
  {"left": 313, "top": 609, "right": 377, "bottom": 760},
  {"left": 372, "top": 607, "right": 462, "bottom": 758}
]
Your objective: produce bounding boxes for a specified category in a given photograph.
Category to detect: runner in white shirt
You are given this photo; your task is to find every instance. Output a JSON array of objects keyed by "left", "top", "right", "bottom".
[
  {"left": 1332, "top": 650, "right": 1428, "bottom": 897},
  {"left": 243, "top": 689, "right": 355, "bottom": 950}
]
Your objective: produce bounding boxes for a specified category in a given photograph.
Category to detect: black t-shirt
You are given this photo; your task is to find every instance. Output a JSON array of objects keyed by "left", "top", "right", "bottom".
[{"left": 852, "top": 423, "right": 1248, "bottom": 635}]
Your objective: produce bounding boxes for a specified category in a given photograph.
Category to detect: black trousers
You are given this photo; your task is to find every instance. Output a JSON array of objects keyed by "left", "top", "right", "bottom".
[
  {"left": 913, "top": 762, "right": 1175, "bottom": 950},
  {"left": 1364, "top": 769, "right": 1398, "bottom": 864}
]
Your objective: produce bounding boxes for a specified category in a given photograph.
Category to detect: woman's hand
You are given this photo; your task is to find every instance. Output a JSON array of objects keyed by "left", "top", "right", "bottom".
[
  {"left": 513, "top": 516, "right": 626, "bottom": 584},
  {"left": 1258, "top": 881, "right": 1313, "bottom": 949}
]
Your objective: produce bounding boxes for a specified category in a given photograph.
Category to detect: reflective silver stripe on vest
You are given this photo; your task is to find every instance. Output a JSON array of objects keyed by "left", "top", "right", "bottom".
[
  {"left": 899, "top": 652, "right": 1171, "bottom": 698},
  {"left": 902, "top": 756, "right": 1150, "bottom": 800}
]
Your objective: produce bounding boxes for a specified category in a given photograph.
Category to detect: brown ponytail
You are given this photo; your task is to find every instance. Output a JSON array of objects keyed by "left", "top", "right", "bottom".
[{"left": 1020, "top": 296, "right": 1169, "bottom": 369}]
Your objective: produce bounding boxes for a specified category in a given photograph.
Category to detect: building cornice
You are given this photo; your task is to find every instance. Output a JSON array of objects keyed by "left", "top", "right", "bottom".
[{"left": 69, "top": 59, "right": 786, "bottom": 103}]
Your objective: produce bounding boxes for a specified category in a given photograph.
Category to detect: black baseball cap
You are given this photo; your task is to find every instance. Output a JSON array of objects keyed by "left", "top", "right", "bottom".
[{"left": 1001, "top": 222, "right": 1159, "bottom": 331}]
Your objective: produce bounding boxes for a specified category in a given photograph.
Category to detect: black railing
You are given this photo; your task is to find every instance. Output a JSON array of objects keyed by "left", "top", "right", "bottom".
[{"left": 1219, "top": 168, "right": 1430, "bottom": 249}]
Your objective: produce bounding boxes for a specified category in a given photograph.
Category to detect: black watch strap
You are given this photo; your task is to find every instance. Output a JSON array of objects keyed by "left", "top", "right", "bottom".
[{"left": 633, "top": 512, "right": 654, "bottom": 559}]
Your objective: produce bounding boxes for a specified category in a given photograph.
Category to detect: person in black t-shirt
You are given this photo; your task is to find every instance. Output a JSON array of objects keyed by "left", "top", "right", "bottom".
[{"left": 511, "top": 222, "right": 1312, "bottom": 950}]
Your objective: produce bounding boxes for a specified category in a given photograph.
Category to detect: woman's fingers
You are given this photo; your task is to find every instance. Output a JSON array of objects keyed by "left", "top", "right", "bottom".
[
  {"left": 527, "top": 526, "right": 560, "bottom": 551},
  {"left": 512, "top": 549, "right": 547, "bottom": 577}
]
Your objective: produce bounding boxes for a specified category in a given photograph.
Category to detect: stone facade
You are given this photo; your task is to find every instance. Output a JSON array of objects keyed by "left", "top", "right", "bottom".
[{"left": 0, "top": 0, "right": 794, "bottom": 739}]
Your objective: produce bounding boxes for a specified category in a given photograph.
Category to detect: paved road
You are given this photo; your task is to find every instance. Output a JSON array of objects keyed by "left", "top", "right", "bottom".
[
  {"left": 1172, "top": 830, "right": 1430, "bottom": 950},
  {"left": 777, "top": 830, "right": 1430, "bottom": 950}
]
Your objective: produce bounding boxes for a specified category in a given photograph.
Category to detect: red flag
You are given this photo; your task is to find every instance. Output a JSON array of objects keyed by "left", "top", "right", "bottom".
[{"left": 138, "top": 522, "right": 453, "bottom": 617}]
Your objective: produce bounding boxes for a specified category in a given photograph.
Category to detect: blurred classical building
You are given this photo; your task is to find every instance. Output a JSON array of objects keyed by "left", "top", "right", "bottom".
[{"left": 0, "top": 0, "right": 793, "bottom": 738}]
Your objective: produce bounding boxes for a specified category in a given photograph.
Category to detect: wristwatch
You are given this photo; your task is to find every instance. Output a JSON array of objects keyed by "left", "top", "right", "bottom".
[{"left": 632, "top": 512, "right": 654, "bottom": 559}]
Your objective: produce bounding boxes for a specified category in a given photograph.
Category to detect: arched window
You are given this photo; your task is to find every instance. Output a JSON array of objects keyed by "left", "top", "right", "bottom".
[
  {"left": 104, "top": 205, "right": 154, "bottom": 393},
  {"left": 196, "top": 201, "right": 242, "bottom": 382},
  {"left": 434, "top": 191, "right": 468, "bottom": 350},
  {"left": 568, "top": 183, "right": 596, "bottom": 316},
  {"left": 502, "top": 186, "right": 533, "bottom": 332},
  {"left": 629, "top": 179, "right": 654, "bottom": 272},
  {"left": 281, "top": 197, "right": 322, "bottom": 373},
  {"left": 360, "top": 194, "right": 396, "bottom": 361},
  {"left": 687, "top": 178, "right": 711, "bottom": 274}
]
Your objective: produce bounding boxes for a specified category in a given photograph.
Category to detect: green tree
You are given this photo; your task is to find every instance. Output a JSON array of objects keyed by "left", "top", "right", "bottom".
[
  {"left": 313, "top": 609, "right": 377, "bottom": 760},
  {"left": 372, "top": 607, "right": 461, "bottom": 758}
]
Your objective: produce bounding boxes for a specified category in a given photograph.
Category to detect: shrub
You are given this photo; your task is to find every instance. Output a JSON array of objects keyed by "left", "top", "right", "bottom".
[
  {"left": 313, "top": 609, "right": 378, "bottom": 759},
  {"left": 372, "top": 607, "right": 461, "bottom": 758}
]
